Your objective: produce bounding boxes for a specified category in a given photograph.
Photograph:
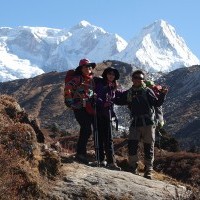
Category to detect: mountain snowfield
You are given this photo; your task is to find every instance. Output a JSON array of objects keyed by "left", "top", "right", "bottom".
[
  {"left": 0, "top": 43, "right": 44, "bottom": 82},
  {"left": 113, "top": 20, "right": 200, "bottom": 72},
  {"left": 0, "top": 19, "right": 199, "bottom": 82}
]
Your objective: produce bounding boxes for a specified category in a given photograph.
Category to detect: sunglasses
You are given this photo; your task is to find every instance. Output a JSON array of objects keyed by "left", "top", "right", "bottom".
[{"left": 132, "top": 76, "right": 144, "bottom": 80}]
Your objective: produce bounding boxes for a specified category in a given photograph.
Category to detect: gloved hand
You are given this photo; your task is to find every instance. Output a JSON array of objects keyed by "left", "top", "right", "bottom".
[
  {"left": 64, "top": 99, "right": 74, "bottom": 108},
  {"left": 161, "top": 86, "right": 169, "bottom": 94}
]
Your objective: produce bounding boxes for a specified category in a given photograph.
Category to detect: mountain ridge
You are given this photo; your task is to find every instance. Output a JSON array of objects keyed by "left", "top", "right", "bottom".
[
  {"left": 113, "top": 20, "right": 199, "bottom": 72},
  {"left": 160, "top": 65, "right": 200, "bottom": 150},
  {"left": 1, "top": 19, "right": 199, "bottom": 82},
  {"left": 0, "top": 61, "right": 199, "bottom": 150}
]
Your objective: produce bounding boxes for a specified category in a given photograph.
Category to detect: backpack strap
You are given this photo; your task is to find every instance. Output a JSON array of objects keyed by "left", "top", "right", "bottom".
[
  {"left": 127, "top": 87, "right": 156, "bottom": 126},
  {"left": 141, "top": 88, "right": 156, "bottom": 125}
]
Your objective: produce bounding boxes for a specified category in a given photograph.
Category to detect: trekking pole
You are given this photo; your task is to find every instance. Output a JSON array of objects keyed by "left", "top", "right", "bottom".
[
  {"left": 93, "top": 95, "right": 100, "bottom": 167},
  {"left": 114, "top": 115, "right": 118, "bottom": 131},
  {"left": 156, "top": 127, "right": 163, "bottom": 156},
  {"left": 158, "top": 128, "right": 162, "bottom": 149},
  {"left": 106, "top": 94, "right": 115, "bottom": 154},
  {"left": 108, "top": 106, "right": 113, "bottom": 140}
]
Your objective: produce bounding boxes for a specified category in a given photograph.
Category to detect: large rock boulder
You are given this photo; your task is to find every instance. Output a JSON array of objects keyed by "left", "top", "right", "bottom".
[{"left": 50, "top": 161, "right": 186, "bottom": 200}]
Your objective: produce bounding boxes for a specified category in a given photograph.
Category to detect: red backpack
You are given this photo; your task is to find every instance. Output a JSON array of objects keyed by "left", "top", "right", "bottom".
[
  {"left": 64, "top": 69, "right": 83, "bottom": 90},
  {"left": 64, "top": 69, "right": 80, "bottom": 108},
  {"left": 64, "top": 69, "right": 77, "bottom": 85},
  {"left": 151, "top": 85, "right": 162, "bottom": 97},
  {"left": 145, "top": 80, "right": 162, "bottom": 97}
]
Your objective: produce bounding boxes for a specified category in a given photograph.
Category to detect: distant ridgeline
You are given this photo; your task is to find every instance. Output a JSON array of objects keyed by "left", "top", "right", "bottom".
[{"left": 0, "top": 62, "right": 199, "bottom": 151}]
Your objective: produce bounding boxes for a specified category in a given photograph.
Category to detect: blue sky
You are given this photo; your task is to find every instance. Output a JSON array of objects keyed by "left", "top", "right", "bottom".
[{"left": 1, "top": 0, "right": 200, "bottom": 59}]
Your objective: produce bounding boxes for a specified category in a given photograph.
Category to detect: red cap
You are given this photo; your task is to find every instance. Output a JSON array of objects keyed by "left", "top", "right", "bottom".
[
  {"left": 79, "top": 58, "right": 90, "bottom": 66},
  {"left": 78, "top": 58, "right": 96, "bottom": 68}
]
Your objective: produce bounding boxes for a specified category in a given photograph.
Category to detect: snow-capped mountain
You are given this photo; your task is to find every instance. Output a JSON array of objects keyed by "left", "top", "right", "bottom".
[
  {"left": 44, "top": 20, "right": 127, "bottom": 72},
  {"left": 0, "top": 21, "right": 127, "bottom": 82},
  {"left": 0, "top": 19, "right": 199, "bottom": 82},
  {"left": 113, "top": 20, "right": 200, "bottom": 72}
]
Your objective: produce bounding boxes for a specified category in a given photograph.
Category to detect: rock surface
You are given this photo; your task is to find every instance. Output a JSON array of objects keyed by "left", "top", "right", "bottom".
[{"left": 50, "top": 161, "right": 186, "bottom": 200}]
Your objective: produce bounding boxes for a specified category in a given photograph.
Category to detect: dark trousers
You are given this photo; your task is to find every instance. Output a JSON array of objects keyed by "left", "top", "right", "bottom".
[
  {"left": 97, "top": 115, "right": 115, "bottom": 164},
  {"left": 74, "top": 108, "right": 94, "bottom": 155}
]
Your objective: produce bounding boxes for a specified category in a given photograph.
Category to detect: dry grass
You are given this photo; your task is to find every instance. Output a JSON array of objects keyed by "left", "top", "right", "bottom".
[
  {"left": 0, "top": 145, "right": 47, "bottom": 199},
  {"left": 113, "top": 138, "right": 200, "bottom": 199},
  {"left": 154, "top": 151, "right": 200, "bottom": 186},
  {"left": 0, "top": 95, "right": 53, "bottom": 199},
  {"left": 154, "top": 150, "right": 200, "bottom": 199}
]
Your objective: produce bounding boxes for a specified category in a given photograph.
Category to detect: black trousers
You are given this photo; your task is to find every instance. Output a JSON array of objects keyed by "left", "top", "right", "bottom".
[
  {"left": 74, "top": 108, "right": 94, "bottom": 155},
  {"left": 97, "top": 114, "right": 115, "bottom": 164}
]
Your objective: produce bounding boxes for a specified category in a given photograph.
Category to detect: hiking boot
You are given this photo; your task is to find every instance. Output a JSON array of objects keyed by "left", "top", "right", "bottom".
[
  {"left": 144, "top": 170, "right": 153, "bottom": 180},
  {"left": 88, "top": 161, "right": 99, "bottom": 167},
  {"left": 88, "top": 160, "right": 107, "bottom": 167},
  {"left": 129, "top": 166, "right": 139, "bottom": 175},
  {"left": 75, "top": 154, "right": 89, "bottom": 164},
  {"left": 107, "top": 163, "right": 121, "bottom": 171},
  {"left": 100, "top": 160, "right": 107, "bottom": 167}
]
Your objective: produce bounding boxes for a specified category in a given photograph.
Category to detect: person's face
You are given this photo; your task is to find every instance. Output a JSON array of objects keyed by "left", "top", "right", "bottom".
[
  {"left": 81, "top": 65, "right": 93, "bottom": 75},
  {"left": 132, "top": 73, "right": 144, "bottom": 86},
  {"left": 106, "top": 71, "right": 116, "bottom": 82}
]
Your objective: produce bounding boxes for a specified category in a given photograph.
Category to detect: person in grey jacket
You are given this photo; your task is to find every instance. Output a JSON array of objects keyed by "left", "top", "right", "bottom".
[{"left": 115, "top": 70, "right": 168, "bottom": 179}]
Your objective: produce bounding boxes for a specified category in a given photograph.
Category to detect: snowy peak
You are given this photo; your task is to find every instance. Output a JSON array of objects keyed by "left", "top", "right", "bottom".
[
  {"left": 0, "top": 19, "right": 199, "bottom": 82},
  {"left": 79, "top": 20, "right": 91, "bottom": 27},
  {"left": 114, "top": 19, "right": 199, "bottom": 72},
  {"left": 47, "top": 20, "right": 127, "bottom": 70},
  {"left": 144, "top": 19, "right": 172, "bottom": 32},
  {"left": 70, "top": 20, "right": 107, "bottom": 35},
  {"left": 142, "top": 20, "right": 186, "bottom": 51},
  {"left": 0, "top": 21, "right": 128, "bottom": 82}
]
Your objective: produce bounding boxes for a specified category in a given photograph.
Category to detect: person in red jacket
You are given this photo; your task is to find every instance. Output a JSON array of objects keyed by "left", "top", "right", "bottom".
[{"left": 64, "top": 58, "right": 96, "bottom": 164}]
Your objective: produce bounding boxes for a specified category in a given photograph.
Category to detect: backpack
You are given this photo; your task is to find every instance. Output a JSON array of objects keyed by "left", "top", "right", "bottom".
[
  {"left": 145, "top": 82, "right": 164, "bottom": 127},
  {"left": 64, "top": 69, "right": 82, "bottom": 108},
  {"left": 64, "top": 70, "right": 95, "bottom": 114},
  {"left": 151, "top": 85, "right": 162, "bottom": 97},
  {"left": 64, "top": 69, "right": 78, "bottom": 86},
  {"left": 145, "top": 80, "right": 162, "bottom": 97}
]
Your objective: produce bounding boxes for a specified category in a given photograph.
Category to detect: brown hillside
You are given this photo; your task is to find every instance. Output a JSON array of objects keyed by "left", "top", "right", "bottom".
[
  {"left": 0, "top": 95, "right": 60, "bottom": 199},
  {"left": 0, "top": 62, "right": 199, "bottom": 151},
  {"left": 0, "top": 60, "right": 134, "bottom": 133}
]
